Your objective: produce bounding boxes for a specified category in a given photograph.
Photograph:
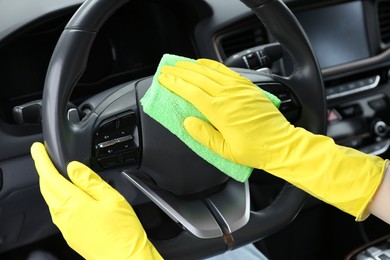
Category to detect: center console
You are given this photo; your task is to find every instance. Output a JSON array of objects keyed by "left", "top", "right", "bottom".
[
  {"left": 325, "top": 72, "right": 390, "bottom": 156},
  {"left": 292, "top": 1, "right": 390, "bottom": 157}
]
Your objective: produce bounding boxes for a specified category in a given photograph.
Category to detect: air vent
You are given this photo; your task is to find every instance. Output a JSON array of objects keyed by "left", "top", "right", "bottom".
[
  {"left": 215, "top": 16, "right": 268, "bottom": 60},
  {"left": 378, "top": 1, "right": 390, "bottom": 45}
]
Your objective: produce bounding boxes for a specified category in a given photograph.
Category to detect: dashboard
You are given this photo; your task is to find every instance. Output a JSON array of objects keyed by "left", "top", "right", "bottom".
[
  {"left": 301, "top": 0, "right": 390, "bottom": 156},
  {"left": 1, "top": 0, "right": 390, "bottom": 258},
  {"left": 212, "top": 0, "right": 390, "bottom": 157},
  {"left": 295, "top": 0, "right": 390, "bottom": 156}
]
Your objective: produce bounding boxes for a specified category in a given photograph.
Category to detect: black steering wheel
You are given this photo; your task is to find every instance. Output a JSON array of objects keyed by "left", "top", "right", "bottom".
[{"left": 42, "top": 0, "right": 326, "bottom": 259}]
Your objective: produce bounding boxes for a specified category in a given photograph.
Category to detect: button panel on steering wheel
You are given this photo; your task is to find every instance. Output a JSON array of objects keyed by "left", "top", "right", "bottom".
[
  {"left": 258, "top": 83, "right": 301, "bottom": 122},
  {"left": 92, "top": 111, "right": 140, "bottom": 169}
]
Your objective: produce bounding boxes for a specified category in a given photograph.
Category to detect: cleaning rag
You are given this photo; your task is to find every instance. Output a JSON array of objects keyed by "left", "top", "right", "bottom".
[{"left": 140, "top": 54, "right": 281, "bottom": 182}]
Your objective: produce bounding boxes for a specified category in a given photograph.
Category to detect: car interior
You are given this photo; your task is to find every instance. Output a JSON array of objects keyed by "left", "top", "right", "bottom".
[{"left": 1, "top": 0, "right": 390, "bottom": 259}]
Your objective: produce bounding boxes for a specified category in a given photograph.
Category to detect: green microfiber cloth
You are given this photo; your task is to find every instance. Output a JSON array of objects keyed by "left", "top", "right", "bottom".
[{"left": 140, "top": 54, "right": 281, "bottom": 182}]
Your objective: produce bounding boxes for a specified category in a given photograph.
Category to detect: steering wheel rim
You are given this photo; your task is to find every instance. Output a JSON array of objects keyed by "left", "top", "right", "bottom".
[{"left": 42, "top": 0, "right": 326, "bottom": 259}]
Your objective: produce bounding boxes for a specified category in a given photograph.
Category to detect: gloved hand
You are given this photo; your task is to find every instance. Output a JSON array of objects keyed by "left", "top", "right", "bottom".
[
  {"left": 158, "top": 59, "right": 388, "bottom": 221},
  {"left": 30, "top": 142, "right": 162, "bottom": 260}
]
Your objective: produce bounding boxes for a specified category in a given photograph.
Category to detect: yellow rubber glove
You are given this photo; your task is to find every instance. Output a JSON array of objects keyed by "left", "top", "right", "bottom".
[
  {"left": 30, "top": 142, "right": 162, "bottom": 260},
  {"left": 158, "top": 59, "right": 389, "bottom": 221}
]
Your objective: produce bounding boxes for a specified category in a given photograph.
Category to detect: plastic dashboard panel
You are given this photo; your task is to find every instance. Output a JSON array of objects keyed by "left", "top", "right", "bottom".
[{"left": 0, "top": 0, "right": 83, "bottom": 40}]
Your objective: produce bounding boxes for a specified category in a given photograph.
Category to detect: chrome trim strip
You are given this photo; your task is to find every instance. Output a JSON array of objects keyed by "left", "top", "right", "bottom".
[
  {"left": 121, "top": 172, "right": 224, "bottom": 239},
  {"left": 326, "top": 75, "right": 380, "bottom": 100}
]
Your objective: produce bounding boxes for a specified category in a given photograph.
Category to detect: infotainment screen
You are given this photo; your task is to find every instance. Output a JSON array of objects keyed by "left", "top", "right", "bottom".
[{"left": 295, "top": 1, "right": 370, "bottom": 69}]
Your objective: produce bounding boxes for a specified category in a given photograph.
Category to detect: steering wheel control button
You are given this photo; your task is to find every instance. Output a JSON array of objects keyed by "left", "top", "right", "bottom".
[
  {"left": 98, "top": 120, "right": 118, "bottom": 133},
  {"left": 256, "top": 83, "right": 301, "bottom": 122},
  {"left": 93, "top": 111, "right": 139, "bottom": 169},
  {"left": 275, "top": 91, "right": 290, "bottom": 101},
  {"left": 97, "top": 135, "right": 133, "bottom": 149},
  {"left": 98, "top": 155, "right": 122, "bottom": 168},
  {"left": 119, "top": 113, "right": 136, "bottom": 128},
  {"left": 279, "top": 101, "right": 296, "bottom": 113}
]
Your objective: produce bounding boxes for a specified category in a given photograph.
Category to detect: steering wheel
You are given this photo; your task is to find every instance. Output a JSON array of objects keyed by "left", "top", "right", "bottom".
[{"left": 42, "top": 0, "right": 326, "bottom": 259}]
